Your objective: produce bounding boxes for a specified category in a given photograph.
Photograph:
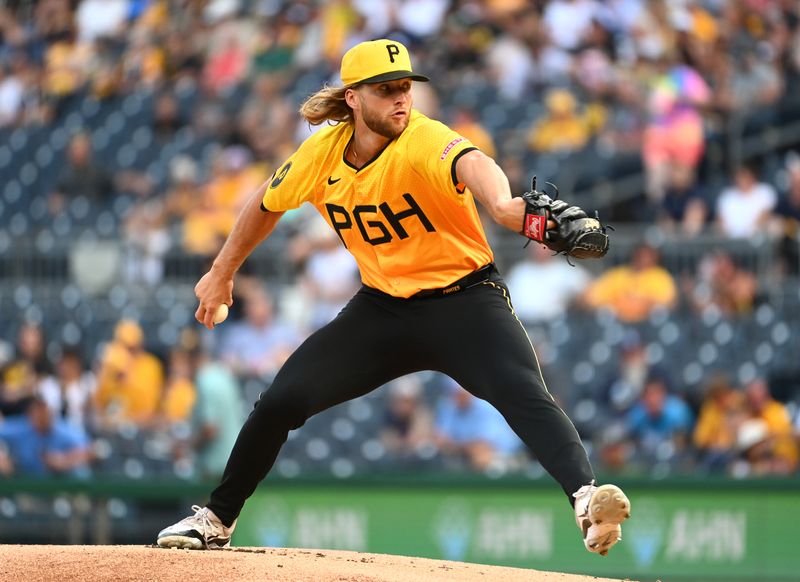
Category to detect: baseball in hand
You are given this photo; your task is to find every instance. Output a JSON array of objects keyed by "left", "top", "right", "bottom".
[{"left": 213, "top": 304, "right": 229, "bottom": 325}]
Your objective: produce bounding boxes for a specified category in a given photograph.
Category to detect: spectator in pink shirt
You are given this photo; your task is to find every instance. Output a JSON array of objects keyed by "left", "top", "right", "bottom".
[{"left": 643, "top": 56, "right": 711, "bottom": 201}]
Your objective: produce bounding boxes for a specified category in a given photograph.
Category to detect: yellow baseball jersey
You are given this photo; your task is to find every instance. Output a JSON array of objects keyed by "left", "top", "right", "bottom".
[{"left": 262, "top": 110, "right": 493, "bottom": 298}]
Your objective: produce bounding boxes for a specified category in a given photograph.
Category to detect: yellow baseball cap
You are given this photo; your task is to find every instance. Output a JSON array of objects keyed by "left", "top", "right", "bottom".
[
  {"left": 340, "top": 39, "right": 429, "bottom": 86},
  {"left": 113, "top": 319, "right": 143, "bottom": 348}
]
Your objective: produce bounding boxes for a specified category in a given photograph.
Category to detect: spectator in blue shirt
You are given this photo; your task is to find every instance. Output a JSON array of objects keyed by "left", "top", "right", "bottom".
[
  {"left": 626, "top": 375, "right": 693, "bottom": 459},
  {"left": 0, "top": 397, "right": 91, "bottom": 478},
  {"left": 217, "top": 287, "right": 302, "bottom": 379},
  {"left": 434, "top": 378, "right": 524, "bottom": 472}
]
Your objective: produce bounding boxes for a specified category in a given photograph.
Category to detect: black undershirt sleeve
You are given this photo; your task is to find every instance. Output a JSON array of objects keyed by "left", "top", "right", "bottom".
[{"left": 450, "top": 147, "right": 479, "bottom": 193}]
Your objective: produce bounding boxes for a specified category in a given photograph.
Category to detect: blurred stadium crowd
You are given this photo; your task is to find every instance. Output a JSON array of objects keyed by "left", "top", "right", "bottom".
[{"left": 1, "top": 0, "right": 800, "bottom": 486}]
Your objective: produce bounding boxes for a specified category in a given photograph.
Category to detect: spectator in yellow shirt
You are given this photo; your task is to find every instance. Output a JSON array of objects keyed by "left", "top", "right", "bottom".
[
  {"left": 96, "top": 320, "right": 164, "bottom": 427},
  {"left": 206, "top": 146, "right": 265, "bottom": 213},
  {"left": 693, "top": 374, "right": 744, "bottom": 473},
  {"left": 182, "top": 189, "right": 237, "bottom": 256},
  {"left": 735, "top": 378, "right": 798, "bottom": 475},
  {"left": 527, "top": 88, "right": 594, "bottom": 154},
  {"left": 159, "top": 349, "right": 196, "bottom": 425},
  {"left": 451, "top": 108, "right": 497, "bottom": 160},
  {"left": 584, "top": 245, "right": 677, "bottom": 322},
  {"left": 183, "top": 147, "right": 266, "bottom": 256}
]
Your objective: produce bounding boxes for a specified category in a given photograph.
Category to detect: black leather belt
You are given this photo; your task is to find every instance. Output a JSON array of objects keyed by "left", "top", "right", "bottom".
[{"left": 411, "top": 263, "right": 495, "bottom": 299}]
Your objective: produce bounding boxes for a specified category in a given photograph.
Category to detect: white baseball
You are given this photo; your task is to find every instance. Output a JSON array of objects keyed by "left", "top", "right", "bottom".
[{"left": 213, "top": 304, "right": 229, "bottom": 325}]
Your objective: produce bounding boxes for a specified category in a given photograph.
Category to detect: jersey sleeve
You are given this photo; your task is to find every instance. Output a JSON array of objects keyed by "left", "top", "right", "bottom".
[
  {"left": 260, "top": 139, "right": 319, "bottom": 212},
  {"left": 406, "top": 118, "right": 478, "bottom": 198}
]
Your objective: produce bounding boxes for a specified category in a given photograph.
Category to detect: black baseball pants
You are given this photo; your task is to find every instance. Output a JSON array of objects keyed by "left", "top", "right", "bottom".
[{"left": 207, "top": 266, "right": 594, "bottom": 526}]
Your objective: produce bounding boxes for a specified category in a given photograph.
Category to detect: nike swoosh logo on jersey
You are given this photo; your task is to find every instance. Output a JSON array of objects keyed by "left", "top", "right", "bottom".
[{"left": 328, "top": 176, "right": 341, "bottom": 185}]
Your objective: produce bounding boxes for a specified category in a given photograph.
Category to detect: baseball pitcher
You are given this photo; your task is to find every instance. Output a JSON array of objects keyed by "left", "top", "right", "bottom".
[{"left": 157, "top": 39, "right": 629, "bottom": 557}]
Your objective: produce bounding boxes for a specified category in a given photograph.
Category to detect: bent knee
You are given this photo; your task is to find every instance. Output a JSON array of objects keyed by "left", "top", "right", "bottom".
[{"left": 253, "top": 387, "right": 311, "bottom": 430}]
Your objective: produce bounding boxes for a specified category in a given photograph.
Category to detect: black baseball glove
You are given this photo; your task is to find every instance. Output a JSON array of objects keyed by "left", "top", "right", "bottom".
[{"left": 520, "top": 176, "right": 610, "bottom": 260}]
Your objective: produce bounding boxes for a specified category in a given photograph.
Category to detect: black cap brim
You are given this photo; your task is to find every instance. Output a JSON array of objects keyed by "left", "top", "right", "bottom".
[{"left": 357, "top": 70, "right": 430, "bottom": 84}]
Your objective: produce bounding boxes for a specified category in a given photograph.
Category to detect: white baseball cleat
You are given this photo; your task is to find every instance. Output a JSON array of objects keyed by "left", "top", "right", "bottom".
[
  {"left": 156, "top": 505, "right": 236, "bottom": 550},
  {"left": 573, "top": 482, "right": 631, "bottom": 556}
]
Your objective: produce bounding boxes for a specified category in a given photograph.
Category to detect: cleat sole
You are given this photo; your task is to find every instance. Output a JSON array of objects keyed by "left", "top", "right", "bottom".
[
  {"left": 157, "top": 535, "right": 204, "bottom": 550},
  {"left": 589, "top": 485, "right": 631, "bottom": 527}
]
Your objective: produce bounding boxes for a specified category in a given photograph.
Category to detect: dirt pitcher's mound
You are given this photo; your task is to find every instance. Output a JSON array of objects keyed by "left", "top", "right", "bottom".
[{"left": 0, "top": 545, "right": 630, "bottom": 582}]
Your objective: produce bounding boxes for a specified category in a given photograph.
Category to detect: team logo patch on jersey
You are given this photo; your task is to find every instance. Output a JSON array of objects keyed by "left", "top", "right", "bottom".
[
  {"left": 270, "top": 162, "right": 292, "bottom": 189},
  {"left": 440, "top": 137, "right": 465, "bottom": 160}
]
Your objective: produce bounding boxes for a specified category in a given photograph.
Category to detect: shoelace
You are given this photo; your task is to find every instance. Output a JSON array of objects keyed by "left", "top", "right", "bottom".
[
  {"left": 190, "top": 505, "right": 216, "bottom": 534},
  {"left": 572, "top": 479, "right": 596, "bottom": 500}
]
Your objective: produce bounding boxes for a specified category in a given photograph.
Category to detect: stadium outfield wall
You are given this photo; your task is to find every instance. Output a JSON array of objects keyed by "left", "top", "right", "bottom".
[{"left": 0, "top": 476, "right": 796, "bottom": 581}]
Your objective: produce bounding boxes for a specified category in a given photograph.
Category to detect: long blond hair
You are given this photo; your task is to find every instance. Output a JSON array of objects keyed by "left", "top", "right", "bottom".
[{"left": 299, "top": 85, "right": 354, "bottom": 125}]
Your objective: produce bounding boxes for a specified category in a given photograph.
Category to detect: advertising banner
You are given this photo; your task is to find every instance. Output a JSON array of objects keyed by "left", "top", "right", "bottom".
[{"left": 235, "top": 485, "right": 797, "bottom": 581}]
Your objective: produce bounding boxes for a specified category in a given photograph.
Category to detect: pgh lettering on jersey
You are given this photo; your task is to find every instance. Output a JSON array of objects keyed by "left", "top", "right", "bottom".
[
  {"left": 261, "top": 110, "right": 493, "bottom": 298},
  {"left": 324, "top": 193, "right": 436, "bottom": 247}
]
